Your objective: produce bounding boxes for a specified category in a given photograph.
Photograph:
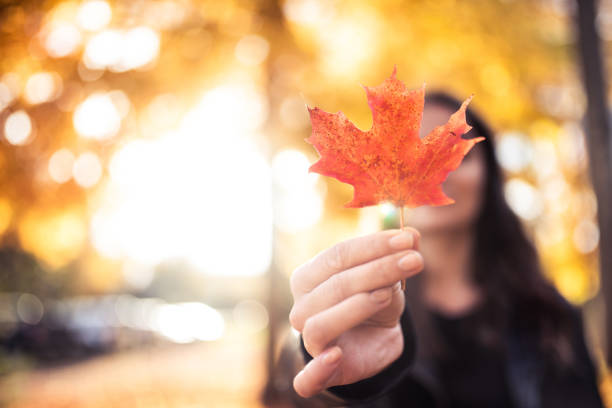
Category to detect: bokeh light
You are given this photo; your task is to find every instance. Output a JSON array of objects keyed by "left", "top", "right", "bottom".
[
  {"left": 16, "top": 293, "right": 44, "bottom": 325},
  {"left": 72, "top": 152, "right": 103, "bottom": 188},
  {"left": 235, "top": 34, "right": 270, "bottom": 66},
  {"left": 48, "top": 148, "right": 76, "bottom": 183},
  {"left": 76, "top": 0, "right": 112, "bottom": 32},
  {"left": 83, "top": 27, "right": 160, "bottom": 71},
  {"left": 119, "top": 27, "right": 160, "bottom": 71},
  {"left": 83, "top": 29, "right": 123, "bottom": 69},
  {"left": 283, "top": 0, "right": 335, "bottom": 26},
  {"left": 496, "top": 132, "right": 533, "bottom": 173},
  {"left": 4, "top": 110, "right": 33, "bottom": 145},
  {"left": 504, "top": 178, "right": 544, "bottom": 221},
  {"left": 573, "top": 220, "right": 600, "bottom": 254},
  {"left": 73, "top": 92, "right": 122, "bottom": 140},
  {"left": 24, "top": 72, "right": 62, "bottom": 105},
  {"left": 43, "top": 23, "right": 82, "bottom": 58}
]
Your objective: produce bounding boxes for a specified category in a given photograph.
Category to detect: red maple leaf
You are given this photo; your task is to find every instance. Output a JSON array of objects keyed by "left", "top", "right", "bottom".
[{"left": 306, "top": 67, "right": 485, "bottom": 209}]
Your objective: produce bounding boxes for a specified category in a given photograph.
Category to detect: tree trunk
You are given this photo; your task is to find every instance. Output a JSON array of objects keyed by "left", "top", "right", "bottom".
[{"left": 574, "top": 0, "right": 612, "bottom": 365}]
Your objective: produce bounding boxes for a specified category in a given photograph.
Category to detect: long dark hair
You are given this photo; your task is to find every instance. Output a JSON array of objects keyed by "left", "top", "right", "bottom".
[{"left": 403, "top": 91, "right": 577, "bottom": 370}]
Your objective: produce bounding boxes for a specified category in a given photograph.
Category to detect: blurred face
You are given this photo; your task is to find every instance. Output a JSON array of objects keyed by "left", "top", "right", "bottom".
[{"left": 405, "top": 103, "right": 487, "bottom": 233}]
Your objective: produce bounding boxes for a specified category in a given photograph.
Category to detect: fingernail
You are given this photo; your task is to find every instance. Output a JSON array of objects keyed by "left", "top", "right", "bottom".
[
  {"left": 389, "top": 231, "right": 414, "bottom": 249},
  {"left": 398, "top": 252, "right": 420, "bottom": 270},
  {"left": 371, "top": 287, "right": 391, "bottom": 302},
  {"left": 322, "top": 347, "right": 341, "bottom": 365}
]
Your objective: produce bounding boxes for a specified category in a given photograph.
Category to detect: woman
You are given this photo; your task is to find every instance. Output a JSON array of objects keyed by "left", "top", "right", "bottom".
[{"left": 280, "top": 92, "right": 604, "bottom": 407}]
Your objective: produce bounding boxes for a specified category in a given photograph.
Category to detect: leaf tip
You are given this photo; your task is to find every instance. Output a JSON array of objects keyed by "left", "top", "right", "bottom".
[
  {"left": 307, "top": 162, "right": 319, "bottom": 173},
  {"left": 462, "top": 93, "right": 475, "bottom": 108}
]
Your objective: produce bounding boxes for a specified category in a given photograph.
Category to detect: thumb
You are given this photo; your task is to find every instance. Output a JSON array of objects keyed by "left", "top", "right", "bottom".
[{"left": 293, "top": 346, "right": 343, "bottom": 398}]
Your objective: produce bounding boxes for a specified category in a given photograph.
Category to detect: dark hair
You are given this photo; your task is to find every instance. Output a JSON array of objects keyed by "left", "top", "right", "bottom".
[{"left": 403, "top": 91, "right": 577, "bottom": 370}]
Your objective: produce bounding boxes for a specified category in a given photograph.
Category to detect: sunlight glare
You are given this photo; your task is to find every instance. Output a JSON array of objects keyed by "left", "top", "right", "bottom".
[
  {"left": 150, "top": 302, "right": 224, "bottom": 343},
  {"left": 272, "top": 149, "right": 323, "bottom": 233},
  {"left": 91, "top": 84, "right": 273, "bottom": 276},
  {"left": 272, "top": 149, "right": 318, "bottom": 191}
]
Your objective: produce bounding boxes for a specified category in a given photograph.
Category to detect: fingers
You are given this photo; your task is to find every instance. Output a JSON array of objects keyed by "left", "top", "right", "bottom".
[
  {"left": 291, "top": 228, "right": 420, "bottom": 297},
  {"left": 294, "top": 346, "right": 343, "bottom": 398},
  {"left": 301, "top": 286, "right": 395, "bottom": 356},
  {"left": 290, "top": 249, "right": 423, "bottom": 331}
]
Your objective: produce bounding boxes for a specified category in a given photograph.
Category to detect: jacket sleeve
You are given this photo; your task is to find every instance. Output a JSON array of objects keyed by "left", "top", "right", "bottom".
[{"left": 296, "top": 303, "right": 419, "bottom": 405}]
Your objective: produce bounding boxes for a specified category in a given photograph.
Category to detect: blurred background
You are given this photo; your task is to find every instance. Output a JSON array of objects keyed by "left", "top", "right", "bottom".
[{"left": 0, "top": 0, "right": 610, "bottom": 406}]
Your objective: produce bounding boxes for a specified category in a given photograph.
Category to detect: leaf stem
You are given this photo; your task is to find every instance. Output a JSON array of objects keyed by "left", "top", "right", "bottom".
[{"left": 399, "top": 205, "right": 406, "bottom": 291}]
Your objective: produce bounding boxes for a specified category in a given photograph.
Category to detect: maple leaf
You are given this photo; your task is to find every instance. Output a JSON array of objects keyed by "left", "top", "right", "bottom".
[{"left": 306, "top": 67, "right": 485, "bottom": 209}]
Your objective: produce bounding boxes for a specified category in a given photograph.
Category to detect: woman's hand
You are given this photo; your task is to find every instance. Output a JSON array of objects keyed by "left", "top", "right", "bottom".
[{"left": 289, "top": 228, "right": 424, "bottom": 398}]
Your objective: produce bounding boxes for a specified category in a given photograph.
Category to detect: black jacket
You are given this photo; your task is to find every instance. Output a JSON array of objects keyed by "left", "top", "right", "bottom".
[{"left": 296, "top": 299, "right": 604, "bottom": 408}]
